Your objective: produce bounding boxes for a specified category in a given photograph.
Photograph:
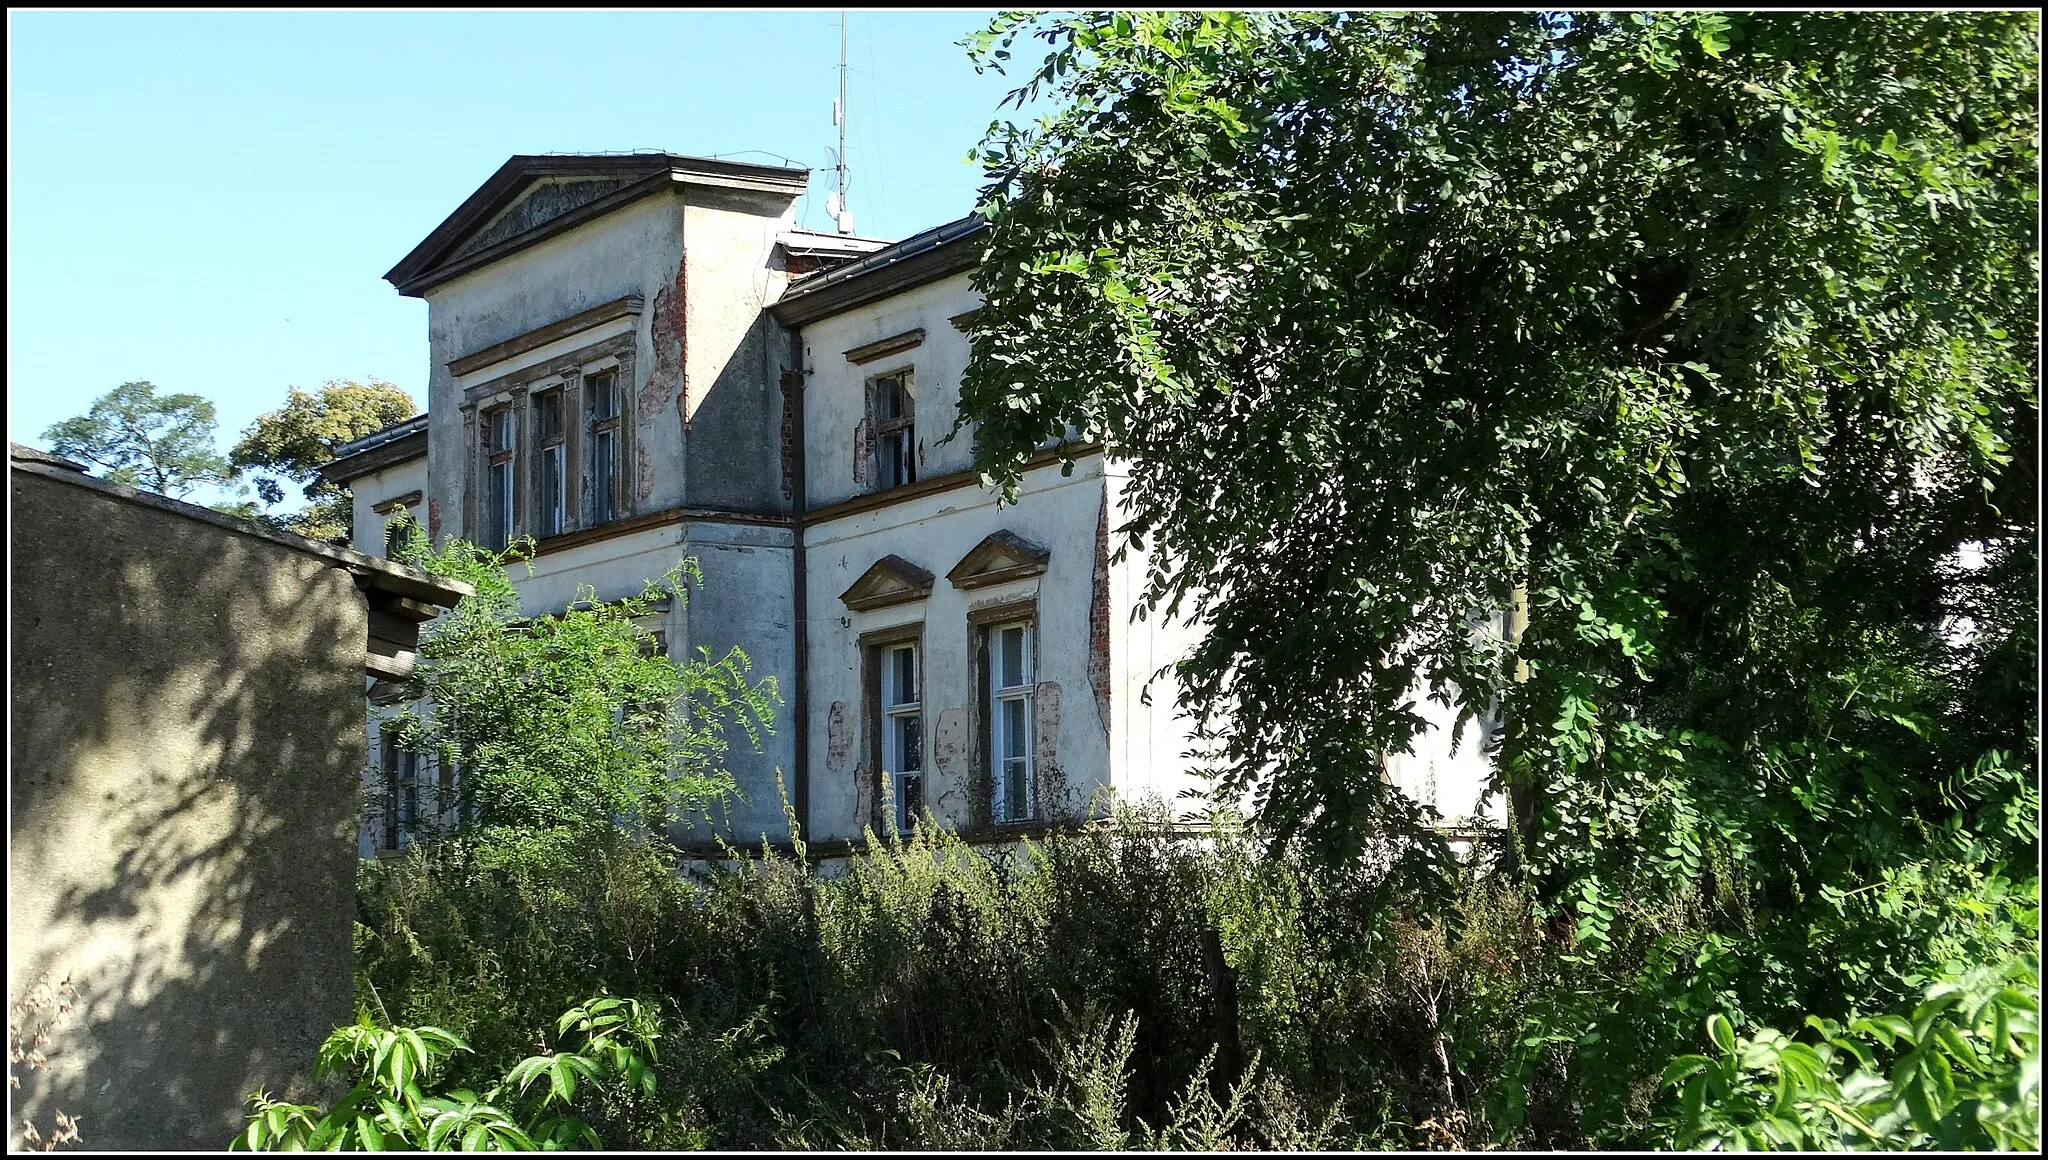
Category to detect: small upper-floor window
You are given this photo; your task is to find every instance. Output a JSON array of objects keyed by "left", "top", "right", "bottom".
[
  {"left": 532, "top": 388, "right": 567, "bottom": 538},
  {"left": 871, "top": 370, "right": 916, "bottom": 490},
  {"left": 588, "top": 369, "right": 622, "bottom": 525},
  {"left": 879, "top": 639, "right": 923, "bottom": 832},
  {"left": 483, "top": 406, "right": 516, "bottom": 550},
  {"left": 988, "top": 621, "right": 1036, "bottom": 824}
]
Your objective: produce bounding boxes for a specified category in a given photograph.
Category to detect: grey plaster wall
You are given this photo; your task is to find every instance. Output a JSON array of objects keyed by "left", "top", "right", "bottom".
[
  {"left": 9, "top": 469, "right": 366, "bottom": 1151},
  {"left": 678, "top": 187, "right": 800, "bottom": 514}
]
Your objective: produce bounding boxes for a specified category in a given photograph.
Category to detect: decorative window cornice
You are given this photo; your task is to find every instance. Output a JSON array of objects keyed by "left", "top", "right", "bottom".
[
  {"left": 840, "top": 554, "right": 936, "bottom": 611},
  {"left": 947, "top": 530, "right": 1051, "bottom": 590},
  {"left": 843, "top": 328, "right": 925, "bottom": 366}
]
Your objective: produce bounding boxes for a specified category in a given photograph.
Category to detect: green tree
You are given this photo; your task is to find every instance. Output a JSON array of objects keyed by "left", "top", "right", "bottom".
[
  {"left": 956, "top": 8, "right": 2037, "bottom": 1139},
  {"left": 231, "top": 378, "right": 416, "bottom": 542},
  {"left": 42, "top": 380, "right": 240, "bottom": 500},
  {"left": 383, "top": 525, "right": 780, "bottom": 857}
]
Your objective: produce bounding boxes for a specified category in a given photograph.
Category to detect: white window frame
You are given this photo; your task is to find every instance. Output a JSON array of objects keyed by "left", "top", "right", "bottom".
[
  {"left": 880, "top": 641, "right": 924, "bottom": 833},
  {"left": 988, "top": 621, "right": 1036, "bottom": 824}
]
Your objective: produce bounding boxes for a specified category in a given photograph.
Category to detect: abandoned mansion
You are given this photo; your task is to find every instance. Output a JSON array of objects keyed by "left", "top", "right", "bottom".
[{"left": 321, "top": 152, "right": 1501, "bottom": 855}]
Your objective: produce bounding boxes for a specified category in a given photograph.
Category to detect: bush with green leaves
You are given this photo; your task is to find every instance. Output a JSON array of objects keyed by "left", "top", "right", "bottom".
[
  {"left": 350, "top": 786, "right": 2038, "bottom": 1150},
  {"left": 356, "top": 803, "right": 1486, "bottom": 1149},
  {"left": 379, "top": 523, "right": 779, "bottom": 857},
  {"left": 1661, "top": 955, "right": 2040, "bottom": 1150},
  {"left": 234, "top": 996, "right": 659, "bottom": 1151}
]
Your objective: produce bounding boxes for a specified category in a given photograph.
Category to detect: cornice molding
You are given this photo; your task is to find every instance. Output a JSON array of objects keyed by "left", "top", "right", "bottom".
[
  {"left": 947, "top": 530, "right": 1051, "bottom": 590},
  {"left": 319, "top": 428, "right": 428, "bottom": 486},
  {"left": 843, "top": 328, "right": 925, "bottom": 366},
  {"left": 805, "top": 443, "right": 1103, "bottom": 526},
  {"left": 449, "top": 296, "right": 645, "bottom": 377}
]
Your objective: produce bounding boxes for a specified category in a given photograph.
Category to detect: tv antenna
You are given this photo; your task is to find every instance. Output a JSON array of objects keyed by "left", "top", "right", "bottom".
[{"left": 826, "top": 12, "right": 854, "bottom": 234}]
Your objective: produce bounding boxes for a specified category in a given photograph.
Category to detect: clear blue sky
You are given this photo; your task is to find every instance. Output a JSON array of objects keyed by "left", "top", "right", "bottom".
[{"left": 6, "top": 9, "right": 1035, "bottom": 496}]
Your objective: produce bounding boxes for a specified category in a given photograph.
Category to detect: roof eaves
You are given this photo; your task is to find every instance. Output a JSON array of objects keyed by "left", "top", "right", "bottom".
[
  {"left": 321, "top": 415, "right": 429, "bottom": 486},
  {"left": 771, "top": 215, "right": 988, "bottom": 327}
]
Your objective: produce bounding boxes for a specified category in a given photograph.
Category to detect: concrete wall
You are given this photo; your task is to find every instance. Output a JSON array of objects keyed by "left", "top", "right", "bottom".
[
  {"left": 10, "top": 469, "right": 366, "bottom": 1150},
  {"left": 1100, "top": 463, "right": 1213, "bottom": 816},
  {"left": 501, "top": 519, "right": 801, "bottom": 849},
  {"left": 680, "top": 189, "right": 800, "bottom": 513}
]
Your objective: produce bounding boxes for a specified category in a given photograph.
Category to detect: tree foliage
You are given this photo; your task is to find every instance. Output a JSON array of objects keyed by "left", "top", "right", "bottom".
[
  {"left": 956, "top": 8, "right": 2038, "bottom": 1141},
  {"left": 383, "top": 525, "right": 780, "bottom": 856},
  {"left": 231, "top": 378, "right": 416, "bottom": 541},
  {"left": 233, "top": 996, "right": 660, "bottom": 1151},
  {"left": 1660, "top": 955, "right": 2039, "bottom": 1151},
  {"left": 42, "top": 380, "right": 240, "bottom": 500}
]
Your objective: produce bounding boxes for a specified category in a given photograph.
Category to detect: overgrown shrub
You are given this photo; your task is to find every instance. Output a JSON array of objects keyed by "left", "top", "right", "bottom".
[
  {"left": 348, "top": 794, "right": 2038, "bottom": 1151},
  {"left": 356, "top": 804, "right": 1520, "bottom": 1149}
]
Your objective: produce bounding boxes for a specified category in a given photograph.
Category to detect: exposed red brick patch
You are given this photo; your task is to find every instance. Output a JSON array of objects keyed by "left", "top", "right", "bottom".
[
  {"left": 1033, "top": 680, "right": 1062, "bottom": 772},
  {"left": 826, "top": 700, "right": 851, "bottom": 771},
  {"left": 647, "top": 249, "right": 688, "bottom": 435},
  {"left": 779, "top": 368, "right": 802, "bottom": 503},
  {"left": 427, "top": 499, "right": 442, "bottom": 544}
]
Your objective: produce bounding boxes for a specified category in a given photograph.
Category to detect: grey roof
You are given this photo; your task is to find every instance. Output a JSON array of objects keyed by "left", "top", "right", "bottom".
[
  {"left": 330, "top": 414, "right": 427, "bottom": 461},
  {"left": 778, "top": 215, "right": 988, "bottom": 305}
]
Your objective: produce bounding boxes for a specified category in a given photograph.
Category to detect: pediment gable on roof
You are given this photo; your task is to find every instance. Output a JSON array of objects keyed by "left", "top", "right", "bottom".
[
  {"left": 839, "top": 554, "right": 935, "bottom": 612},
  {"left": 385, "top": 153, "right": 809, "bottom": 298},
  {"left": 449, "top": 176, "right": 638, "bottom": 262},
  {"left": 946, "top": 531, "right": 1050, "bottom": 590}
]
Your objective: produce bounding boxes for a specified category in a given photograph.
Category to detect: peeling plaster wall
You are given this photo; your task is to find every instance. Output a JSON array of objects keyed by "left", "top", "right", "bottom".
[
  {"left": 799, "top": 270, "right": 980, "bottom": 512},
  {"left": 407, "top": 185, "right": 803, "bottom": 844},
  {"left": 802, "top": 458, "right": 1113, "bottom": 842},
  {"left": 422, "top": 194, "right": 688, "bottom": 542}
]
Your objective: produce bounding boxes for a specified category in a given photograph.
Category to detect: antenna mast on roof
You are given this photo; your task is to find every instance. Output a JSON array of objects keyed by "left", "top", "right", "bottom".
[{"left": 827, "top": 12, "right": 854, "bottom": 235}]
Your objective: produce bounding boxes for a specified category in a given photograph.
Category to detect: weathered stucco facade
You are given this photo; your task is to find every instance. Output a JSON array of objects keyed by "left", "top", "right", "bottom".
[
  {"left": 9, "top": 447, "right": 465, "bottom": 1150},
  {"left": 324, "top": 150, "right": 1501, "bottom": 858}
]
